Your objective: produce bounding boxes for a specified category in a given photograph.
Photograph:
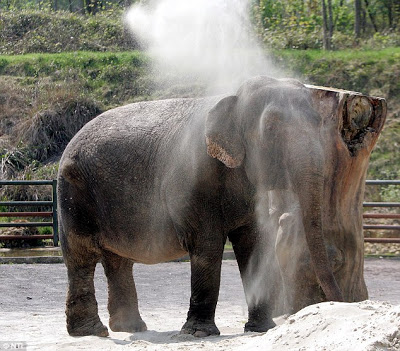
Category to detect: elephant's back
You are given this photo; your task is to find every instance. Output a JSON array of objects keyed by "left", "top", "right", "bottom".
[
  {"left": 62, "top": 98, "right": 196, "bottom": 157},
  {"left": 80, "top": 98, "right": 201, "bottom": 138},
  {"left": 58, "top": 97, "right": 218, "bottom": 187}
]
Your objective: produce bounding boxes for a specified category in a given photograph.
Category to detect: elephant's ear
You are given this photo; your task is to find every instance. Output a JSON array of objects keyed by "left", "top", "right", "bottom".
[{"left": 205, "top": 95, "right": 245, "bottom": 168}]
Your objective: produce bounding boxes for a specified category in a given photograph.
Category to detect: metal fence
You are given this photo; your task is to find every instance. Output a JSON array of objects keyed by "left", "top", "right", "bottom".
[
  {"left": 0, "top": 179, "right": 398, "bottom": 247},
  {"left": 363, "top": 180, "right": 400, "bottom": 244},
  {"left": 0, "top": 180, "right": 58, "bottom": 246}
]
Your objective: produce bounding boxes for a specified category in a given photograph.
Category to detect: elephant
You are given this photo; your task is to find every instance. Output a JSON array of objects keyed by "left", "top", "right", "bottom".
[{"left": 58, "top": 76, "right": 385, "bottom": 337}]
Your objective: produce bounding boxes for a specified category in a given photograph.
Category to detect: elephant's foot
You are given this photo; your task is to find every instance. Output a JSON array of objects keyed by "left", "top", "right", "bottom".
[
  {"left": 244, "top": 319, "right": 276, "bottom": 333},
  {"left": 67, "top": 316, "right": 109, "bottom": 337},
  {"left": 109, "top": 314, "right": 147, "bottom": 333},
  {"left": 180, "top": 320, "right": 220, "bottom": 337}
]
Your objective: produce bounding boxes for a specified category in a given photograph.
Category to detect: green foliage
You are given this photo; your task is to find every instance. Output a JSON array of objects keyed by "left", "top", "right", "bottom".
[
  {"left": 272, "top": 47, "right": 400, "bottom": 95},
  {"left": 333, "top": 0, "right": 355, "bottom": 34},
  {"left": 0, "top": 0, "right": 132, "bottom": 15},
  {"left": 2, "top": 6, "right": 400, "bottom": 54},
  {"left": 368, "top": 119, "right": 400, "bottom": 182},
  {"left": 257, "top": 0, "right": 400, "bottom": 49},
  {"left": 0, "top": 51, "right": 151, "bottom": 105},
  {"left": 0, "top": 10, "right": 135, "bottom": 55},
  {"left": 38, "top": 227, "right": 53, "bottom": 235},
  {"left": 264, "top": 26, "right": 324, "bottom": 49}
]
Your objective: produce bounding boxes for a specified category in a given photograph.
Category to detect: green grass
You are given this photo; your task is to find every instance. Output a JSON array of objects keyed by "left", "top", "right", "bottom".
[
  {"left": 0, "top": 51, "right": 146, "bottom": 66},
  {"left": 225, "top": 242, "right": 233, "bottom": 250},
  {"left": 0, "top": 51, "right": 153, "bottom": 110},
  {"left": 38, "top": 227, "right": 53, "bottom": 235},
  {"left": 368, "top": 119, "right": 400, "bottom": 182},
  {"left": 0, "top": 10, "right": 130, "bottom": 55},
  {"left": 0, "top": 51, "right": 149, "bottom": 81},
  {"left": 1, "top": 48, "right": 399, "bottom": 102},
  {"left": 274, "top": 47, "right": 400, "bottom": 61},
  {"left": 271, "top": 48, "right": 400, "bottom": 98}
]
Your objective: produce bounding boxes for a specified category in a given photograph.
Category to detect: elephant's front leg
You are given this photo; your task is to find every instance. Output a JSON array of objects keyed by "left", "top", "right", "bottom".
[
  {"left": 181, "top": 246, "right": 224, "bottom": 337},
  {"left": 229, "top": 225, "right": 278, "bottom": 333}
]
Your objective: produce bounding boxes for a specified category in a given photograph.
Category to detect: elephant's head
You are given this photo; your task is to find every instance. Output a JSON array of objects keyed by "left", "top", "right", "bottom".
[{"left": 205, "top": 76, "right": 386, "bottom": 313}]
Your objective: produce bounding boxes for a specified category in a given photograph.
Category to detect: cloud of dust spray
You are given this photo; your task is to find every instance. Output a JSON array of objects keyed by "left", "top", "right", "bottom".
[
  {"left": 243, "top": 91, "right": 327, "bottom": 316},
  {"left": 125, "top": 0, "right": 279, "bottom": 94},
  {"left": 125, "top": 0, "right": 304, "bottom": 319},
  {"left": 248, "top": 189, "right": 308, "bottom": 316}
]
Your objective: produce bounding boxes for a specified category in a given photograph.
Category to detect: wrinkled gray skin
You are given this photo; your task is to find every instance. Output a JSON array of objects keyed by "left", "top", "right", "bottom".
[{"left": 58, "top": 76, "right": 366, "bottom": 338}]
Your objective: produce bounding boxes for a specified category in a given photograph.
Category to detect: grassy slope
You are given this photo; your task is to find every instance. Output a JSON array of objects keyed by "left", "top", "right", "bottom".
[
  {"left": 0, "top": 51, "right": 152, "bottom": 107},
  {"left": 0, "top": 10, "right": 131, "bottom": 55},
  {"left": 0, "top": 49, "right": 398, "bottom": 185},
  {"left": 274, "top": 48, "right": 400, "bottom": 97}
]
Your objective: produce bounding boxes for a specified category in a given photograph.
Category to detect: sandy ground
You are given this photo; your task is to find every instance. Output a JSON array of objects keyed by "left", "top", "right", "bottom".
[{"left": 0, "top": 258, "right": 399, "bottom": 350}]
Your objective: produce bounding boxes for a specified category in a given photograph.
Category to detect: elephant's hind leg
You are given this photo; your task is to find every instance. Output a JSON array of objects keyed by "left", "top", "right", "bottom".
[
  {"left": 102, "top": 251, "right": 147, "bottom": 333},
  {"left": 64, "top": 238, "right": 108, "bottom": 337}
]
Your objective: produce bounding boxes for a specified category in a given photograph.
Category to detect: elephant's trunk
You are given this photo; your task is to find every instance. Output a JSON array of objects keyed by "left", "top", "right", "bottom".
[{"left": 296, "top": 168, "right": 344, "bottom": 302}]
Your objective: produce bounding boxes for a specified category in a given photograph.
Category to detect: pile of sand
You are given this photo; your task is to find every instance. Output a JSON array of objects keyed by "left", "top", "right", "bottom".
[
  {"left": 240, "top": 300, "right": 400, "bottom": 351},
  {"left": 123, "top": 300, "right": 400, "bottom": 351},
  {"left": 2, "top": 300, "right": 399, "bottom": 351},
  {"left": 14, "top": 300, "right": 397, "bottom": 350}
]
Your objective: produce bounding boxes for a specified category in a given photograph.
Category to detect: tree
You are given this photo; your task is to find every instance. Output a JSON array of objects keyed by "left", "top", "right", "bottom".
[
  {"left": 321, "top": 0, "right": 333, "bottom": 50},
  {"left": 327, "top": 0, "right": 333, "bottom": 43},
  {"left": 355, "top": 0, "right": 362, "bottom": 38},
  {"left": 364, "top": 0, "right": 378, "bottom": 32}
]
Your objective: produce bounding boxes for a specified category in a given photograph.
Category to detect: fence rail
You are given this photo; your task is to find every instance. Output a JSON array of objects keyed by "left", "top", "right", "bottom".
[
  {"left": 0, "top": 179, "right": 398, "bottom": 247},
  {"left": 0, "top": 180, "right": 58, "bottom": 246},
  {"left": 363, "top": 180, "right": 400, "bottom": 244}
]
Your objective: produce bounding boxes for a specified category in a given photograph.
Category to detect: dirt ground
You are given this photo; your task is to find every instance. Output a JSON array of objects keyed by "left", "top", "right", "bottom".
[{"left": 0, "top": 258, "right": 399, "bottom": 350}]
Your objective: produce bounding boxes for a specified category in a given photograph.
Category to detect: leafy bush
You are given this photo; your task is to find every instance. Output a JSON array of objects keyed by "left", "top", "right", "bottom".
[
  {"left": 264, "top": 26, "right": 323, "bottom": 50},
  {"left": 363, "top": 32, "right": 400, "bottom": 50}
]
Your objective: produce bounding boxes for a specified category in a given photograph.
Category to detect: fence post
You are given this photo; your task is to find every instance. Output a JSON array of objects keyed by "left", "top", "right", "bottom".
[{"left": 52, "top": 179, "right": 59, "bottom": 246}]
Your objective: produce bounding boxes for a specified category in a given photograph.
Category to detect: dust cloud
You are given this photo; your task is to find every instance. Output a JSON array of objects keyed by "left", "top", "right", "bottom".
[
  {"left": 125, "top": 0, "right": 279, "bottom": 94},
  {"left": 125, "top": 0, "right": 309, "bottom": 318}
]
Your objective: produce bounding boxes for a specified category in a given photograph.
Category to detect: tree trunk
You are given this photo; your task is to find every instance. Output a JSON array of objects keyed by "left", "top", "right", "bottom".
[
  {"left": 395, "top": 0, "right": 400, "bottom": 29},
  {"left": 327, "top": 0, "right": 334, "bottom": 45},
  {"left": 77, "top": 0, "right": 86, "bottom": 15},
  {"left": 387, "top": 0, "right": 393, "bottom": 28},
  {"left": 305, "top": 84, "right": 386, "bottom": 304},
  {"left": 355, "top": 0, "right": 362, "bottom": 38},
  {"left": 321, "top": 0, "right": 332, "bottom": 50},
  {"left": 364, "top": 0, "right": 378, "bottom": 32},
  {"left": 362, "top": 7, "right": 367, "bottom": 33}
]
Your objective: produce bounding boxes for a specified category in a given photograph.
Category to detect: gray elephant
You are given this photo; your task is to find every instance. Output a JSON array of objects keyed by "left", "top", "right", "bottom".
[{"left": 58, "top": 76, "right": 383, "bottom": 337}]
